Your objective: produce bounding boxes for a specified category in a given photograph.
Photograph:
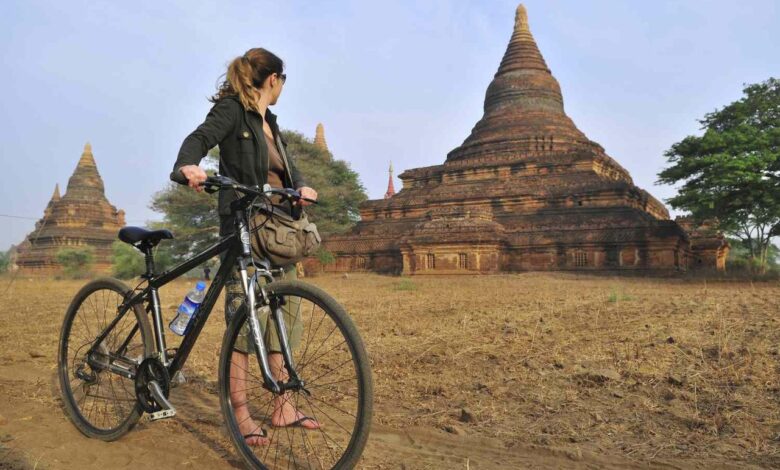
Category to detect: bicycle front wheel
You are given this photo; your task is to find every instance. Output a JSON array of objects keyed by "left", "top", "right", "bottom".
[
  {"left": 219, "top": 280, "right": 373, "bottom": 470},
  {"left": 57, "top": 277, "right": 153, "bottom": 440}
]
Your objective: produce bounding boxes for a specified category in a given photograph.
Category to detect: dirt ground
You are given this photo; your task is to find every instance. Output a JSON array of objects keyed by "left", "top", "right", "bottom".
[{"left": 0, "top": 273, "right": 778, "bottom": 469}]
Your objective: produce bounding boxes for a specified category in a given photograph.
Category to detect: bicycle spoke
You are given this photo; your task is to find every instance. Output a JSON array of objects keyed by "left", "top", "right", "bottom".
[
  {"left": 306, "top": 383, "right": 359, "bottom": 400},
  {"left": 60, "top": 283, "right": 148, "bottom": 436},
  {"left": 296, "top": 337, "right": 346, "bottom": 375},
  {"left": 222, "top": 283, "right": 369, "bottom": 470},
  {"left": 300, "top": 392, "right": 346, "bottom": 459},
  {"left": 297, "top": 302, "right": 326, "bottom": 371}
]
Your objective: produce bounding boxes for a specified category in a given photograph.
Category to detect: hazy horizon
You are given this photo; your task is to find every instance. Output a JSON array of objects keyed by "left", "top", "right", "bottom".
[{"left": 1, "top": 0, "right": 778, "bottom": 251}]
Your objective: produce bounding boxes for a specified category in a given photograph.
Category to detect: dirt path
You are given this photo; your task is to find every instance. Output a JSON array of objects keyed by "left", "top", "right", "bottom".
[{"left": 0, "top": 360, "right": 759, "bottom": 470}]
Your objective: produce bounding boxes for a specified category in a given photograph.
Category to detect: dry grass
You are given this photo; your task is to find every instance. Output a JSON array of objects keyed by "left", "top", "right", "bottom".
[{"left": 0, "top": 272, "right": 778, "bottom": 467}]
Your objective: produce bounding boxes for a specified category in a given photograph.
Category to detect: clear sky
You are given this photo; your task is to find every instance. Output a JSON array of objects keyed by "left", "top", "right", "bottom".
[{"left": 1, "top": 0, "right": 778, "bottom": 250}]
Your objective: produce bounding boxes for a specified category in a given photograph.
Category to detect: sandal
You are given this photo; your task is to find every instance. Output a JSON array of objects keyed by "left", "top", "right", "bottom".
[
  {"left": 273, "top": 415, "right": 320, "bottom": 430},
  {"left": 243, "top": 429, "right": 268, "bottom": 445}
]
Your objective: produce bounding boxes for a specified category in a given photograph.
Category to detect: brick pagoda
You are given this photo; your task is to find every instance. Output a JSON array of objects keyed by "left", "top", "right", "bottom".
[
  {"left": 16, "top": 143, "right": 126, "bottom": 275},
  {"left": 323, "top": 4, "right": 727, "bottom": 274}
]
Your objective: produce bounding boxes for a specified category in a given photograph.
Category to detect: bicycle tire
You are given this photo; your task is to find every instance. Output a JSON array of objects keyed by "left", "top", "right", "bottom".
[
  {"left": 219, "top": 280, "right": 373, "bottom": 470},
  {"left": 57, "top": 277, "right": 153, "bottom": 441}
]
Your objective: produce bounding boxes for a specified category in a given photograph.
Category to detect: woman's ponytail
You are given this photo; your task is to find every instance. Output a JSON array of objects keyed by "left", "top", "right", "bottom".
[{"left": 211, "top": 48, "right": 284, "bottom": 111}]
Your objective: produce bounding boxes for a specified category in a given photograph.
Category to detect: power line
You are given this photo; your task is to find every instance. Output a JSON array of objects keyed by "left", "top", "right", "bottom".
[
  {"left": 0, "top": 213, "right": 155, "bottom": 224},
  {"left": 0, "top": 213, "right": 39, "bottom": 220}
]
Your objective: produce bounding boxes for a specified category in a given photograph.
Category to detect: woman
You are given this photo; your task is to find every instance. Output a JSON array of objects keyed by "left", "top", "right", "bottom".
[{"left": 171, "top": 47, "right": 320, "bottom": 446}]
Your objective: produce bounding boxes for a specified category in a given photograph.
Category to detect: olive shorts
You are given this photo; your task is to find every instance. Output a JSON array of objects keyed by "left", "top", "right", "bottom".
[{"left": 224, "top": 264, "right": 303, "bottom": 355}]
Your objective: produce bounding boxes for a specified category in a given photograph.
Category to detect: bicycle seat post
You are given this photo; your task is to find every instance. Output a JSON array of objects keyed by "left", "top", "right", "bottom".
[
  {"left": 141, "top": 244, "right": 156, "bottom": 279},
  {"left": 137, "top": 241, "right": 169, "bottom": 366}
]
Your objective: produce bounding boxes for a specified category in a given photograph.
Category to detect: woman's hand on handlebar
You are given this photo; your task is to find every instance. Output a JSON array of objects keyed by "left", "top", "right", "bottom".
[
  {"left": 180, "top": 165, "right": 207, "bottom": 192},
  {"left": 297, "top": 186, "right": 318, "bottom": 206}
]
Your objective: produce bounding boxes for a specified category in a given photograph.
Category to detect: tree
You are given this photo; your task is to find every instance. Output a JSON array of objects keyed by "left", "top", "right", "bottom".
[
  {"left": 111, "top": 241, "right": 176, "bottom": 279},
  {"left": 658, "top": 78, "right": 780, "bottom": 273},
  {"left": 150, "top": 132, "right": 367, "bottom": 261},
  {"left": 56, "top": 247, "right": 95, "bottom": 278},
  {"left": 0, "top": 250, "right": 9, "bottom": 273},
  {"left": 111, "top": 241, "right": 145, "bottom": 279},
  {"left": 726, "top": 237, "right": 779, "bottom": 273},
  {"left": 280, "top": 131, "right": 367, "bottom": 235},
  {"left": 150, "top": 150, "right": 220, "bottom": 262}
]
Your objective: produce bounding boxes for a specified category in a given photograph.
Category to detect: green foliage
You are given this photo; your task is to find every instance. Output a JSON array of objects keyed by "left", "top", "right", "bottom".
[
  {"left": 315, "top": 247, "right": 335, "bottom": 266},
  {"left": 281, "top": 130, "right": 367, "bottom": 235},
  {"left": 111, "top": 241, "right": 179, "bottom": 279},
  {"left": 56, "top": 246, "right": 95, "bottom": 279},
  {"left": 151, "top": 133, "right": 368, "bottom": 263},
  {"left": 607, "top": 287, "right": 633, "bottom": 303},
  {"left": 394, "top": 278, "right": 417, "bottom": 291},
  {"left": 657, "top": 78, "right": 780, "bottom": 272},
  {"left": 0, "top": 250, "right": 9, "bottom": 273},
  {"left": 726, "top": 237, "right": 779, "bottom": 272},
  {"left": 111, "top": 241, "right": 145, "bottom": 279},
  {"left": 150, "top": 151, "right": 220, "bottom": 263}
]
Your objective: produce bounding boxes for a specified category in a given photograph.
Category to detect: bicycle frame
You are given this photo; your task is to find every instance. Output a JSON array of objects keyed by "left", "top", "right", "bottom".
[{"left": 87, "top": 200, "right": 298, "bottom": 396}]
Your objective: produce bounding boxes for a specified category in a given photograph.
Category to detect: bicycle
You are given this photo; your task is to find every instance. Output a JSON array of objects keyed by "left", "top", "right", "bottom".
[{"left": 57, "top": 174, "right": 373, "bottom": 469}]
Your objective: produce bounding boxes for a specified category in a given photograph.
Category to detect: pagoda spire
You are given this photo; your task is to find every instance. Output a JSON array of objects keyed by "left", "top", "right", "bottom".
[
  {"left": 446, "top": 3, "right": 588, "bottom": 162},
  {"left": 63, "top": 142, "right": 107, "bottom": 201},
  {"left": 384, "top": 162, "right": 396, "bottom": 199},
  {"left": 78, "top": 142, "right": 96, "bottom": 167},
  {"left": 314, "top": 123, "right": 328, "bottom": 151},
  {"left": 44, "top": 183, "right": 60, "bottom": 217}
]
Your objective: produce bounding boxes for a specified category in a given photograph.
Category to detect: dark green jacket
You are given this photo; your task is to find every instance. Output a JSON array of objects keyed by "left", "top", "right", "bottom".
[{"left": 171, "top": 96, "right": 306, "bottom": 216}]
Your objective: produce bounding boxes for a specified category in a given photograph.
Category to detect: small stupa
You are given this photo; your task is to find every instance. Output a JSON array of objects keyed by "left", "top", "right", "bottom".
[{"left": 16, "top": 143, "right": 126, "bottom": 275}]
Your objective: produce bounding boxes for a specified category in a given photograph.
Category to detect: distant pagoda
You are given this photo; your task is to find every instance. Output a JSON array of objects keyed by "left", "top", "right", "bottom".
[
  {"left": 384, "top": 162, "right": 396, "bottom": 199},
  {"left": 314, "top": 122, "right": 331, "bottom": 154},
  {"left": 323, "top": 4, "right": 727, "bottom": 274},
  {"left": 16, "top": 143, "right": 125, "bottom": 275}
]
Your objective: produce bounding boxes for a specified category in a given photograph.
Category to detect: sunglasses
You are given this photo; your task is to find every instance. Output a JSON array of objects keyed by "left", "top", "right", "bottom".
[{"left": 277, "top": 73, "right": 287, "bottom": 83}]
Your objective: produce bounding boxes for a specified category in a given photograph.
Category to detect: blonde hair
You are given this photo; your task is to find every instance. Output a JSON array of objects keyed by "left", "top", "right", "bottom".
[{"left": 211, "top": 48, "right": 284, "bottom": 112}]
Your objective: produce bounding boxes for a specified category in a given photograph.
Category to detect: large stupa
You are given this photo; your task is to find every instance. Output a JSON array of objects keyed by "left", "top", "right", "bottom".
[
  {"left": 322, "top": 4, "right": 727, "bottom": 274},
  {"left": 15, "top": 143, "right": 126, "bottom": 274}
]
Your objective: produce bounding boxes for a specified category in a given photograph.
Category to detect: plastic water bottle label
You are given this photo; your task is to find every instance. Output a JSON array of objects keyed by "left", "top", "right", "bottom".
[{"left": 169, "top": 283, "right": 207, "bottom": 336}]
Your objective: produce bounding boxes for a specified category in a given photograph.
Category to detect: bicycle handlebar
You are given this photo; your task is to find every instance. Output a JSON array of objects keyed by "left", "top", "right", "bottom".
[{"left": 195, "top": 174, "right": 317, "bottom": 204}]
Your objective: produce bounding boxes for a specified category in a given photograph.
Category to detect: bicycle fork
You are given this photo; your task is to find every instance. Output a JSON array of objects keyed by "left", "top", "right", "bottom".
[
  {"left": 235, "top": 219, "right": 303, "bottom": 396},
  {"left": 237, "top": 259, "right": 304, "bottom": 395}
]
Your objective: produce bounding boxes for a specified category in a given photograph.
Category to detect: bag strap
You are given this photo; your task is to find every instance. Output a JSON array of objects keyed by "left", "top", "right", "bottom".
[
  {"left": 273, "top": 132, "right": 306, "bottom": 219},
  {"left": 274, "top": 133, "right": 295, "bottom": 189}
]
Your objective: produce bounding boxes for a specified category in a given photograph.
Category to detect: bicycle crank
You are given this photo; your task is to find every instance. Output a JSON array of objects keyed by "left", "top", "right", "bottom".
[{"left": 134, "top": 357, "right": 175, "bottom": 419}]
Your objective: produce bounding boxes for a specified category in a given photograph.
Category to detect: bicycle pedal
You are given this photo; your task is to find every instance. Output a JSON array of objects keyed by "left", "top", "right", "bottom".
[{"left": 147, "top": 409, "right": 176, "bottom": 421}]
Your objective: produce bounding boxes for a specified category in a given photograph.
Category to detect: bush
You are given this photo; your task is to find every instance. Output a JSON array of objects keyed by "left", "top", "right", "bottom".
[
  {"left": 111, "top": 241, "right": 178, "bottom": 279},
  {"left": 55, "top": 247, "right": 95, "bottom": 279},
  {"left": 0, "top": 251, "right": 9, "bottom": 273},
  {"left": 111, "top": 241, "right": 145, "bottom": 279},
  {"left": 315, "top": 247, "right": 335, "bottom": 266}
]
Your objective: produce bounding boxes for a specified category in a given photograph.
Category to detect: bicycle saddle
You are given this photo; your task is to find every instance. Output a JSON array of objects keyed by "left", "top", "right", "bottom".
[{"left": 118, "top": 226, "right": 174, "bottom": 247}]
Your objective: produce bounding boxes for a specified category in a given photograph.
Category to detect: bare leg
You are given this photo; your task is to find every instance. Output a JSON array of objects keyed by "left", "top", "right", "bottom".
[
  {"left": 268, "top": 352, "right": 320, "bottom": 429},
  {"left": 230, "top": 351, "right": 269, "bottom": 445}
]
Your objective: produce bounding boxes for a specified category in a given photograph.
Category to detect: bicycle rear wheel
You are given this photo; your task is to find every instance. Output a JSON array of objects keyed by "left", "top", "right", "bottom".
[
  {"left": 57, "top": 277, "right": 153, "bottom": 440},
  {"left": 219, "top": 280, "right": 373, "bottom": 470}
]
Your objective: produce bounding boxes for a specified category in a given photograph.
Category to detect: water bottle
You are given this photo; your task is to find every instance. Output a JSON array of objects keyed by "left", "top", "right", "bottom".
[{"left": 169, "top": 281, "right": 207, "bottom": 336}]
